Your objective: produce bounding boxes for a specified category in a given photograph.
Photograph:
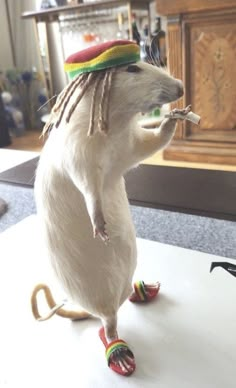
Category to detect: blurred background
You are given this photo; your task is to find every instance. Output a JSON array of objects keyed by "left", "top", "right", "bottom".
[{"left": 0, "top": 0, "right": 236, "bottom": 172}]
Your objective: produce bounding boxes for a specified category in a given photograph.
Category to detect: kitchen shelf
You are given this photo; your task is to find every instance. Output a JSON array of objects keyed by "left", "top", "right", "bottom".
[
  {"left": 22, "top": 0, "right": 154, "bottom": 97},
  {"left": 22, "top": 0, "right": 154, "bottom": 21}
]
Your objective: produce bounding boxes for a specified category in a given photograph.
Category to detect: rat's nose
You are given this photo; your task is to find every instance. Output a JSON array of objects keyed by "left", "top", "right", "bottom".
[{"left": 177, "top": 81, "right": 184, "bottom": 98}]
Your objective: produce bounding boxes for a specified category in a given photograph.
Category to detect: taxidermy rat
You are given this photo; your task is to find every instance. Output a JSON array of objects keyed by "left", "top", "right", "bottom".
[{"left": 34, "top": 60, "right": 184, "bottom": 375}]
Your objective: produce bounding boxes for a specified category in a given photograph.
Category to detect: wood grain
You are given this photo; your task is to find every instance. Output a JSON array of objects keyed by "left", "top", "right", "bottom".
[
  {"left": 163, "top": 3, "right": 236, "bottom": 164},
  {"left": 156, "top": 0, "right": 236, "bottom": 16},
  {"left": 164, "top": 142, "right": 236, "bottom": 165},
  {"left": 6, "top": 130, "right": 44, "bottom": 152},
  {"left": 190, "top": 21, "right": 236, "bottom": 133}
]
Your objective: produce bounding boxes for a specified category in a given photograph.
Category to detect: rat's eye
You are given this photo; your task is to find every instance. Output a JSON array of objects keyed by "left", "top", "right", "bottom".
[{"left": 126, "top": 64, "right": 142, "bottom": 73}]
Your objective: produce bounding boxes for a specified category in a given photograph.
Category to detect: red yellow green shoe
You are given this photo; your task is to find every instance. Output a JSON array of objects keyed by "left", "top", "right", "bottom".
[
  {"left": 99, "top": 327, "right": 136, "bottom": 376},
  {"left": 129, "top": 281, "right": 160, "bottom": 303}
]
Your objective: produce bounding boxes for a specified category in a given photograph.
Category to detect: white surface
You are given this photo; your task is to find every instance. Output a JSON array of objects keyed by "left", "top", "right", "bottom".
[
  {"left": 0, "top": 149, "right": 39, "bottom": 173},
  {"left": 0, "top": 216, "right": 235, "bottom": 388}
]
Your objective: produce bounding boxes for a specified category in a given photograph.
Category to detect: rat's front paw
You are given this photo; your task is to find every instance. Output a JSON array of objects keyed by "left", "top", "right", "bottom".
[
  {"left": 166, "top": 105, "right": 191, "bottom": 119},
  {"left": 165, "top": 105, "right": 201, "bottom": 125},
  {"left": 93, "top": 212, "right": 109, "bottom": 243},
  {"left": 94, "top": 227, "right": 109, "bottom": 243}
]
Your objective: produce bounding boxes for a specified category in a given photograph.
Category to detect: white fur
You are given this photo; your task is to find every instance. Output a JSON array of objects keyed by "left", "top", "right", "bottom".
[{"left": 35, "top": 62, "right": 183, "bottom": 323}]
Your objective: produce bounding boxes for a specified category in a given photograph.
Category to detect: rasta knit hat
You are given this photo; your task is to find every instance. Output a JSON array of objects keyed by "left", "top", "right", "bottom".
[
  {"left": 64, "top": 40, "right": 140, "bottom": 79},
  {"left": 42, "top": 40, "right": 140, "bottom": 136}
]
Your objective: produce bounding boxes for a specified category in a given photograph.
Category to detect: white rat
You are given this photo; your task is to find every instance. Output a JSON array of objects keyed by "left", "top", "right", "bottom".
[{"left": 34, "top": 60, "right": 184, "bottom": 375}]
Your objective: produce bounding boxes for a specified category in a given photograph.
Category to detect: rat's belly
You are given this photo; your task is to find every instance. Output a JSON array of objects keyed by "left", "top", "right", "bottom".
[{"left": 37, "top": 176, "right": 137, "bottom": 311}]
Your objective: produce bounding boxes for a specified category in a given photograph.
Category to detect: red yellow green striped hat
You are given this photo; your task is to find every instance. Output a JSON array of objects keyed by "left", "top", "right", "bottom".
[{"left": 64, "top": 40, "right": 140, "bottom": 79}]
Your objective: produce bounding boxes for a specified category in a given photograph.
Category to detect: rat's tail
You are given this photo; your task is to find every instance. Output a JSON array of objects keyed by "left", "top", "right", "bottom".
[{"left": 31, "top": 283, "right": 91, "bottom": 321}]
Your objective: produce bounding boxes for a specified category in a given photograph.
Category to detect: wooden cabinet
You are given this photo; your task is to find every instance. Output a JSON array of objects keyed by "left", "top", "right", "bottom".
[{"left": 157, "top": 0, "right": 236, "bottom": 165}]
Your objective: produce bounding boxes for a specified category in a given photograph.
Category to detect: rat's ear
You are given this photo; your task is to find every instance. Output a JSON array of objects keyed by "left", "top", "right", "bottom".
[{"left": 126, "top": 64, "right": 142, "bottom": 73}]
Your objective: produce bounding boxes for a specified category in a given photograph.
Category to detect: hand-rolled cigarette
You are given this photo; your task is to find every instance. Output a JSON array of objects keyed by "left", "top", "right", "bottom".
[
  {"left": 165, "top": 105, "right": 201, "bottom": 125},
  {"left": 184, "top": 111, "right": 201, "bottom": 125}
]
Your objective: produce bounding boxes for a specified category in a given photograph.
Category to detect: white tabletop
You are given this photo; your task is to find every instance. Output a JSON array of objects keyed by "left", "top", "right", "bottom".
[
  {"left": 0, "top": 216, "right": 235, "bottom": 388},
  {"left": 0, "top": 149, "right": 39, "bottom": 173}
]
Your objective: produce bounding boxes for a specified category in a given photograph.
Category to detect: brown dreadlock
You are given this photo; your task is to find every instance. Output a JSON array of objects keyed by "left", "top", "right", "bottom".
[{"left": 42, "top": 68, "right": 115, "bottom": 137}]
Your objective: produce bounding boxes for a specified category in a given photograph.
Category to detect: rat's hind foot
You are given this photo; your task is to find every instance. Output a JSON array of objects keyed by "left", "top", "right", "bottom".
[
  {"left": 129, "top": 280, "right": 160, "bottom": 303},
  {"left": 99, "top": 327, "right": 136, "bottom": 376}
]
